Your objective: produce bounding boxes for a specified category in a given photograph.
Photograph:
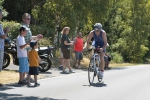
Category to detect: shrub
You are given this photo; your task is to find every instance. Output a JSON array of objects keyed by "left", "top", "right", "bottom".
[
  {"left": 111, "top": 52, "right": 123, "bottom": 63},
  {"left": 2, "top": 21, "right": 21, "bottom": 39},
  {"left": 38, "top": 37, "right": 51, "bottom": 47}
]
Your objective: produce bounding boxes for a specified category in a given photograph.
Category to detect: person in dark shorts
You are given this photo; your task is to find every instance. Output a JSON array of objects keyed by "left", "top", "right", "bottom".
[
  {"left": 61, "top": 27, "right": 75, "bottom": 74},
  {"left": 73, "top": 32, "right": 84, "bottom": 69},
  {"left": 27, "top": 41, "right": 41, "bottom": 87},
  {"left": 104, "top": 52, "right": 112, "bottom": 70}
]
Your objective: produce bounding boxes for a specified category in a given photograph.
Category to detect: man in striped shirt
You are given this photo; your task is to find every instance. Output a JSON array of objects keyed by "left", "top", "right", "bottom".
[{"left": 22, "top": 13, "right": 43, "bottom": 83}]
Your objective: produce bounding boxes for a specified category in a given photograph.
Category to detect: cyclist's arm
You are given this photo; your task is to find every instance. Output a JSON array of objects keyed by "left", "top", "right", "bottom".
[
  {"left": 102, "top": 31, "right": 107, "bottom": 50},
  {"left": 84, "top": 31, "right": 93, "bottom": 49}
]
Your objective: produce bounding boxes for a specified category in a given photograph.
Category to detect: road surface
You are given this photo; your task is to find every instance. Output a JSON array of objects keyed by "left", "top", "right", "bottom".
[{"left": 0, "top": 65, "right": 150, "bottom": 100}]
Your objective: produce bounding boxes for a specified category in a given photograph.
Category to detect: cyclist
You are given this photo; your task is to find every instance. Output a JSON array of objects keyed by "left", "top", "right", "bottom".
[{"left": 84, "top": 23, "right": 107, "bottom": 78}]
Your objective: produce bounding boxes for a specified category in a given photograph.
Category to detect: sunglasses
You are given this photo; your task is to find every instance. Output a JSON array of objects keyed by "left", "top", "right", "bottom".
[
  {"left": 95, "top": 30, "right": 100, "bottom": 32},
  {"left": 24, "top": 18, "right": 31, "bottom": 20}
]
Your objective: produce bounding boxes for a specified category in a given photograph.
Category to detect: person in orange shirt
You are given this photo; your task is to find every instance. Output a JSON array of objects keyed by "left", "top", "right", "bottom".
[
  {"left": 73, "top": 32, "right": 84, "bottom": 69},
  {"left": 27, "top": 41, "right": 41, "bottom": 87}
]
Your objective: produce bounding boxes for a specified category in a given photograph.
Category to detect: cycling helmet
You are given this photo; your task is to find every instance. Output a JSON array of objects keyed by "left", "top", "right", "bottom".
[{"left": 93, "top": 23, "right": 102, "bottom": 30}]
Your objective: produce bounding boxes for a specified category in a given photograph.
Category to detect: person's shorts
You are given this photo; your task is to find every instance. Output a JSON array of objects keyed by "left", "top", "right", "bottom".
[
  {"left": 108, "top": 56, "right": 111, "bottom": 61},
  {"left": 75, "top": 51, "right": 83, "bottom": 60},
  {"left": 104, "top": 56, "right": 108, "bottom": 62},
  {"left": 29, "top": 67, "right": 39, "bottom": 75},
  {"left": 59, "top": 48, "right": 63, "bottom": 58},
  {"left": 61, "top": 48, "right": 70, "bottom": 59},
  {"left": 104, "top": 56, "right": 111, "bottom": 62},
  {"left": 18, "top": 57, "right": 29, "bottom": 73}
]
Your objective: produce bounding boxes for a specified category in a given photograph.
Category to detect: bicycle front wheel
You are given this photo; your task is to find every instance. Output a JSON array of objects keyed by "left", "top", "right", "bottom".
[{"left": 88, "top": 63, "right": 96, "bottom": 85}]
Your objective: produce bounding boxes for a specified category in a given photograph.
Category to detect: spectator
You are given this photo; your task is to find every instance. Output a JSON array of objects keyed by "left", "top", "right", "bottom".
[
  {"left": 58, "top": 32, "right": 64, "bottom": 70},
  {"left": 104, "top": 43, "right": 112, "bottom": 70},
  {"left": 16, "top": 26, "right": 31, "bottom": 84},
  {"left": 0, "top": 9, "right": 8, "bottom": 86},
  {"left": 27, "top": 41, "right": 41, "bottom": 87},
  {"left": 61, "top": 27, "right": 75, "bottom": 74},
  {"left": 104, "top": 52, "right": 112, "bottom": 70},
  {"left": 22, "top": 13, "right": 43, "bottom": 82},
  {"left": 73, "top": 32, "right": 84, "bottom": 69}
]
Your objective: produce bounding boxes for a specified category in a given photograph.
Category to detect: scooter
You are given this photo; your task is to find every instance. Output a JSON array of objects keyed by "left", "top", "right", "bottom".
[{"left": 3, "top": 38, "right": 53, "bottom": 72}]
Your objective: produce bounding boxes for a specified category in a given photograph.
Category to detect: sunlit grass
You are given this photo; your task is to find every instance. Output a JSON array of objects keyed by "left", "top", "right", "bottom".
[{"left": 0, "top": 70, "right": 44, "bottom": 85}]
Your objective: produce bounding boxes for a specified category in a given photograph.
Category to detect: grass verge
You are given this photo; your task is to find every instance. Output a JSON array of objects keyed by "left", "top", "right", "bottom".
[{"left": 0, "top": 70, "right": 44, "bottom": 85}]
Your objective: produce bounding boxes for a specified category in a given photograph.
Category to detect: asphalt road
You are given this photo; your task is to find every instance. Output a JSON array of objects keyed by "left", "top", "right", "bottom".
[{"left": 0, "top": 65, "right": 150, "bottom": 100}]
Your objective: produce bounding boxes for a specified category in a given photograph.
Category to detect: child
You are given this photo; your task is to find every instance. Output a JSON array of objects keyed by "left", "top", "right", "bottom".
[
  {"left": 16, "top": 26, "right": 31, "bottom": 84},
  {"left": 27, "top": 41, "right": 41, "bottom": 87}
]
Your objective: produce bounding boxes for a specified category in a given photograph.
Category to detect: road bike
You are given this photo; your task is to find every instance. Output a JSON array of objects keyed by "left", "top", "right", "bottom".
[{"left": 88, "top": 48, "right": 102, "bottom": 85}]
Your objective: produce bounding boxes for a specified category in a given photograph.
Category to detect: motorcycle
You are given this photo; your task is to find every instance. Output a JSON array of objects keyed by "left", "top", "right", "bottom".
[{"left": 3, "top": 38, "right": 53, "bottom": 72}]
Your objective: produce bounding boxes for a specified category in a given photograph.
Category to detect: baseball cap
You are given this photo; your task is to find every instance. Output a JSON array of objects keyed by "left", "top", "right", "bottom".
[
  {"left": 30, "top": 41, "right": 37, "bottom": 49},
  {"left": 19, "top": 26, "right": 29, "bottom": 32}
]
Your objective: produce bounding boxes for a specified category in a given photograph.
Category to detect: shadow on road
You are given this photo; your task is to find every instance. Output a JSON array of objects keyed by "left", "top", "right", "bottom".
[
  {"left": 40, "top": 72, "right": 52, "bottom": 74},
  {"left": 0, "top": 92, "right": 67, "bottom": 100},
  {"left": 0, "top": 83, "right": 28, "bottom": 91},
  {"left": 108, "top": 67, "right": 127, "bottom": 71},
  {"left": 83, "top": 82, "right": 107, "bottom": 87},
  {"left": 0, "top": 86, "right": 14, "bottom": 91}
]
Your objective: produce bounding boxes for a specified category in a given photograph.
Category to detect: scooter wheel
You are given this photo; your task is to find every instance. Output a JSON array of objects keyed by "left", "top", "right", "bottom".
[
  {"left": 39, "top": 56, "right": 52, "bottom": 72},
  {"left": 3, "top": 53, "right": 10, "bottom": 69}
]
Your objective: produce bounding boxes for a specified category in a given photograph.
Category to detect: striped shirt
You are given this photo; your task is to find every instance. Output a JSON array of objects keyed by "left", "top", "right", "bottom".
[
  {"left": 22, "top": 23, "right": 32, "bottom": 51},
  {"left": 22, "top": 23, "right": 32, "bottom": 43},
  {"left": 0, "top": 24, "right": 4, "bottom": 51}
]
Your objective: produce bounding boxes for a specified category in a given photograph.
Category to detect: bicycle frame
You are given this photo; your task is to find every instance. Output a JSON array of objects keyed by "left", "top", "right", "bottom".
[
  {"left": 88, "top": 48, "right": 103, "bottom": 85},
  {"left": 92, "top": 51, "right": 101, "bottom": 74}
]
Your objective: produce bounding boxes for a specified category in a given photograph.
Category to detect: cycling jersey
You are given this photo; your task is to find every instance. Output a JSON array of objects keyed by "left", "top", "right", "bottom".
[{"left": 93, "top": 30, "right": 104, "bottom": 48}]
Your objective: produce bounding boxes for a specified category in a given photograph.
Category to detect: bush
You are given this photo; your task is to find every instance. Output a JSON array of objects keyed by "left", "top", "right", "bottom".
[
  {"left": 38, "top": 38, "right": 51, "bottom": 47},
  {"left": 2, "top": 21, "right": 21, "bottom": 39},
  {"left": 111, "top": 52, "right": 123, "bottom": 63}
]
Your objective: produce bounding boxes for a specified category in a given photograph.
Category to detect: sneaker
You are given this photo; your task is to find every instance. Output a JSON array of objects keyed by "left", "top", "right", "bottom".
[
  {"left": 27, "top": 82, "right": 31, "bottom": 87},
  {"left": 69, "top": 70, "right": 75, "bottom": 73},
  {"left": 104, "top": 67, "right": 107, "bottom": 70},
  {"left": 59, "top": 66, "right": 63, "bottom": 70},
  {"left": 105, "top": 67, "right": 111, "bottom": 70},
  {"left": 99, "top": 71, "right": 104, "bottom": 79},
  {"left": 0, "top": 83, "right": 3, "bottom": 87},
  {"left": 25, "top": 78, "right": 35, "bottom": 83},
  {"left": 107, "top": 67, "right": 111, "bottom": 70},
  {"left": 62, "top": 70, "right": 69, "bottom": 74},
  {"left": 18, "top": 81, "right": 22, "bottom": 84},
  {"left": 18, "top": 80, "right": 27, "bottom": 84},
  {"left": 30, "top": 78, "right": 35, "bottom": 83},
  {"left": 73, "top": 66, "right": 78, "bottom": 69},
  {"left": 34, "top": 83, "right": 40, "bottom": 87}
]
